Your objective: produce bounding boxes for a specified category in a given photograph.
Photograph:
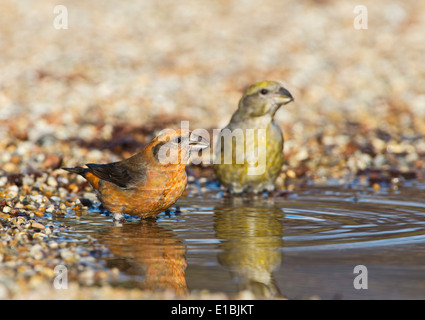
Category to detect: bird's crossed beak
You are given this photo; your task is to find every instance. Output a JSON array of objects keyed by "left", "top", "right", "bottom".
[
  {"left": 189, "top": 133, "right": 210, "bottom": 151},
  {"left": 273, "top": 87, "right": 294, "bottom": 105}
]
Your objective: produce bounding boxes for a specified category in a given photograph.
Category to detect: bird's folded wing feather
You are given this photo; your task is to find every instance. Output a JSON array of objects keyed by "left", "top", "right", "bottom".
[{"left": 86, "top": 161, "right": 142, "bottom": 189}]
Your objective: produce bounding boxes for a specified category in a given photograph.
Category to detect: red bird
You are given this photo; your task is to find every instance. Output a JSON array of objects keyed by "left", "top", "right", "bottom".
[{"left": 63, "top": 129, "right": 209, "bottom": 220}]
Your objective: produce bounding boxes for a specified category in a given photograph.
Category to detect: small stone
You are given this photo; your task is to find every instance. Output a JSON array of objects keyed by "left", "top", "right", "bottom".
[
  {"left": 286, "top": 170, "right": 296, "bottom": 179},
  {"left": 79, "top": 268, "right": 95, "bottom": 286},
  {"left": 47, "top": 176, "right": 58, "bottom": 187},
  {"left": 33, "top": 232, "right": 47, "bottom": 240},
  {"left": 294, "top": 148, "right": 309, "bottom": 162},
  {"left": 2, "top": 206, "right": 12, "bottom": 214},
  {"left": 42, "top": 154, "right": 62, "bottom": 170},
  {"left": 50, "top": 196, "right": 61, "bottom": 203},
  {"left": 60, "top": 249, "right": 75, "bottom": 262},
  {"left": 10, "top": 154, "right": 21, "bottom": 165},
  {"left": 25, "top": 204, "right": 37, "bottom": 211},
  {"left": 30, "top": 244, "right": 44, "bottom": 260},
  {"left": 48, "top": 241, "right": 58, "bottom": 249},
  {"left": 373, "top": 183, "right": 380, "bottom": 193},
  {"left": 83, "top": 193, "right": 98, "bottom": 202},
  {"left": 236, "top": 290, "right": 256, "bottom": 300},
  {"left": 30, "top": 221, "right": 45, "bottom": 230},
  {"left": 22, "top": 175, "right": 35, "bottom": 187},
  {"left": 0, "top": 176, "right": 7, "bottom": 187},
  {"left": 34, "top": 211, "right": 45, "bottom": 217},
  {"left": 14, "top": 202, "right": 24, "bottom": 209}
]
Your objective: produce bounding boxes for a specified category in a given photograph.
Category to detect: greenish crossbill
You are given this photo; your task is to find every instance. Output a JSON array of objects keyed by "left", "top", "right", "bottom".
[{"left": 214, "top": 81, "right": 293, "bottom": 194}]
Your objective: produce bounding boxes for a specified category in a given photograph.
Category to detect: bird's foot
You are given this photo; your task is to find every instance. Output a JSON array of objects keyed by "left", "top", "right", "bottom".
[{"left": 112, "top": 212, "right": 126, "bottom": 224}]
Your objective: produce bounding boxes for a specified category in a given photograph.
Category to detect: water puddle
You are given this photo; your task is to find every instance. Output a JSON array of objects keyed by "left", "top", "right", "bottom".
[{"left": 45, "top": 185, "right": 425, "bottom": 299}]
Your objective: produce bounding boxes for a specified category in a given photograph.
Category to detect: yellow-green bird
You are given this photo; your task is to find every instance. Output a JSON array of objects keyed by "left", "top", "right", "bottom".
[{"left": 214, "top": 81, "right": 293, "bottom": 194}]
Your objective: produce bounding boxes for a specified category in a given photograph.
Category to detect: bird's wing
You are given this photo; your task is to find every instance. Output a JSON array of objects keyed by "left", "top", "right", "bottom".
[{"left": 86, "top": 161, "right": 144, "bottom": 189}]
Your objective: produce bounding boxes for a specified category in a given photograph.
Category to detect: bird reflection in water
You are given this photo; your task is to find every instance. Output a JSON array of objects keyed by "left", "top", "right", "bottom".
[
  {"left": 214, "top": 196, "right": 285, "bottom": 298},
  {"left": 99, "top": 219, "right": 188, "bottom": 296}
]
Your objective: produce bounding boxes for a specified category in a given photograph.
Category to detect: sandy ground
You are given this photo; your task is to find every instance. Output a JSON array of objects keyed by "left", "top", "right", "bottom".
[{"left": 0, "top": 0, "right": 424, "bottom": 299}]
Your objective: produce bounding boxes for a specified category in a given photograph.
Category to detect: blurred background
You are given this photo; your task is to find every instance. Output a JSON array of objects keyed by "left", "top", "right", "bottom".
[{"left": 1, "top": 0, "right": 424, "bottom": 184}]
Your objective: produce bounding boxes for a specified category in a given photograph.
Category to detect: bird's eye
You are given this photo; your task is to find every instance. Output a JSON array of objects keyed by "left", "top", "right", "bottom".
[
  {"left": 260, "top": 89, "right": 269, "bottom": 95},
  {"left": 175, "top": 137, "right": 182, "bottom": 144}
]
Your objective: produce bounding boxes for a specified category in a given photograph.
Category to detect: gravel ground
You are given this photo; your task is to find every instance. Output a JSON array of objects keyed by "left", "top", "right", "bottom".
[{"left": 1, "top": 0, "right": 424, "bottom": 299}]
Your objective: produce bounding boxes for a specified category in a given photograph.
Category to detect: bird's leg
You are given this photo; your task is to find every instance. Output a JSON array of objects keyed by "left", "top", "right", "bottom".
[
  {"left": 264, "top": 184, "right": 277, "bottom": 197},
  {"left": 268, "top": 190, "right": 277, "bottom": 197},
  {"left": 113, "top": 212, "right": 125, "bottom": 222}
]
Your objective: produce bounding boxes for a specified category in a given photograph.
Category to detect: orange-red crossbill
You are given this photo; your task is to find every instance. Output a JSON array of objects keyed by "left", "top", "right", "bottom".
[{"left": 64, "top": 129, "right": 209, "bottom": 219}]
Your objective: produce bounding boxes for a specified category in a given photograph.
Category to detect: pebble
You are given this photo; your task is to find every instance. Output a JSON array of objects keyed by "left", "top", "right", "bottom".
[
  {"left": 2, "top": 206, "right": 12, "bottom": 213},
  {"left": 0, "top": 177, "right": 7, "bottom": 187},
  {"left": 83, "top": 193, "right": 98, "bottom": 202},
  {"left": 45, "top": 205, "right": 55, "bottom": 213},
  {"left": 30, "top": 244, "right": 44, "bottom": 260},
  {"left": 33, "top": 232, "right": 47, "bottom": 240},
  {"left": 60, "top": 249, "right": 76, "bottom": 262},
  {"left": 47, "top": 176, "right": 58, "bottom": 187},
  {"left": 42, "top": 154, "right": 62, "bottom": 170},
  {"left": 30, "top": 221, "right": 45, "bottom": 230},
  {"left": 48, "top": 241, "right": 58, "bottom": 249}
]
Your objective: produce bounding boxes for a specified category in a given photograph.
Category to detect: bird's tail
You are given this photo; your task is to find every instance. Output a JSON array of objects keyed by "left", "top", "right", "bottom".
[
  {"left": 62, "top": 166, "right": 89, "bottom": 176},
  {"left": 62, "top": 166, "right": 100, "bottom": 189}
]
